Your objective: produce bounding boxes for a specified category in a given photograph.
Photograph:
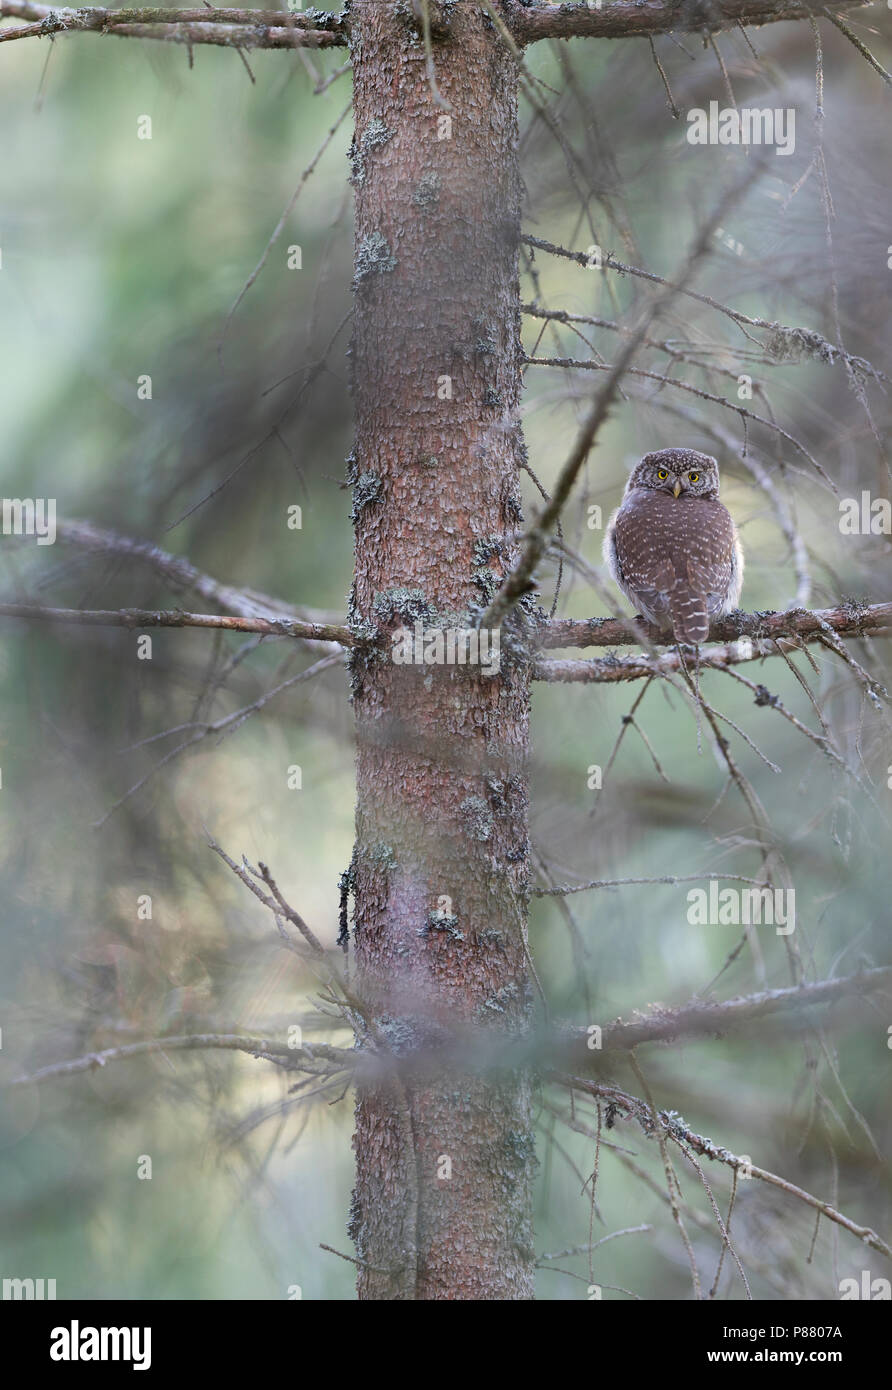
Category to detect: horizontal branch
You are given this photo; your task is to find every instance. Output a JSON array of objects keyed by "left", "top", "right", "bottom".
[
  {"left": 0, "top": 0, "right": 342, "bottom": 23},
  {"left": 4, "top": 517, "right": 348, "bottom": 655},
  {"left": 14, "top": 1028, "right": 888, "bottom": 1262},
  {"left": 504, "top": 0, "right": 869, "bottom": 44},
  {"left": 0, "top": 601, "right": 352, "bottom": 646},
  {"left": 0, "top": 0, "right": 873, "bottom": 52},
  {"left": 4, "top": 598, "right": 887, "bottom": 684},
  {"left": 13, "top": 965, "right": 889, "bottom": 1094},
  {"left": 0, "top": 1, "right": 348, "bottom": 47},
  {"left": 535, "top": 871, "right": 772, "bottom": 897},
  {"left": 533, "top": 640, "right": 861, "bottom": 684},
  {"left": 4, "top": 1032, "right": 353, "bottom": 1088},
  {"left": 553, "top": 966, "right": 892, "bottom": 1060},
  {"left": 542, "top": 601, "right": 892, "bottom": 651}
]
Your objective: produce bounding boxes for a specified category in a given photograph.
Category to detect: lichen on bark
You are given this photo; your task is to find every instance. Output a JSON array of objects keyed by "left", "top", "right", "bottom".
[{"left": 347, "top": 0, "right": 535, "bottom": 1300}]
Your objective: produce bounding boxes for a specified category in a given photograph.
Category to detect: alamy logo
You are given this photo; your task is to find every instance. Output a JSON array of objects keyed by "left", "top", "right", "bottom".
[
  {"left": 1, "top": 497, "right": 57, "bottom": 545},
  {"left": 838, "top": 1271, "right": 891, "bottom": 1300},
  {"left": 839, "top": 491, "right": 891, "bottom": 535},
  {"left": 50, "top": 1321, "right": 151, "bottom": 1371},
  {"left": 687, "top": 883, "right": 795, "bottom": 935},
  {"left": 2, "top": 1276, "right": 56, "bottom": 1299},
  {"left": 391, "top": 621, "right": 500, "bottom": 677},
  {"left": 686, "top": 102, "right": 796, "bottom": 156}
]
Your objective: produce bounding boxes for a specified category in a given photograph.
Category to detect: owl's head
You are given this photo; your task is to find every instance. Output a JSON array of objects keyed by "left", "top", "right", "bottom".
[{"left": 627, "top": 448, "right": 720, "bottom": 500}]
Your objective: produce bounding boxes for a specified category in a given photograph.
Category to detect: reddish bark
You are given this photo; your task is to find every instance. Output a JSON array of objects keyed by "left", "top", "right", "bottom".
[{"left": 347, "top": 0, "right": 535, "bottom": 1300}]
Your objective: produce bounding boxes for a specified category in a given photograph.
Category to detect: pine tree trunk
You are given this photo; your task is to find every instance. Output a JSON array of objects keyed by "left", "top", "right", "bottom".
[{"left": 347, "top": 0, "right": 535, "bottom": 1300}]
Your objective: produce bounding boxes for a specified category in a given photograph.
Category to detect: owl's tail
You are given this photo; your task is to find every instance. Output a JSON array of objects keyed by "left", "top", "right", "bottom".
[{"left": 668, "top": 584, "right": 709, "bottom": 645}]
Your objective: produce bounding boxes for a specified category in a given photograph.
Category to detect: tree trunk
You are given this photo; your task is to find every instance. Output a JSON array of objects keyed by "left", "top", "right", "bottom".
[{"left": 347, "top": 0, "right": 535, "bottom": 1300}]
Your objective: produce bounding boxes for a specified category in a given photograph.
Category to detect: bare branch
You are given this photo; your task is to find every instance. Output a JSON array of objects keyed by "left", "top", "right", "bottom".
[
  {"left": 0, "top": 1, "right": 348, "bottom": 48},
  {"left": 716, "top": 661, "right": 852, "bottom": 776},
  {"left": 207, "top": 836, "right": 328, "bottom": 957},
  {"left": 0, "top": 601, "right": 352, "bottom": 646},
  {"left": 504, "top": 0, "right": 870, "bottom": 45},
  {"left": 554, "top": 1074, "right": 892, "bottom": 1262},
  {"left": 537, "top": 1226, "right": 653, "bottom": 1264},
  {"left": 552, "top": 967, "right": 892, "bottom": 1058},
  {"left": 542, "top": 601, "right": 892, "bottom": 651},
  {"left": 206, "top": 836, "right": 374, "bottom": 1029},
  {"left": 5, "top": 1032, "right": 354, "bottom": 1089},
  {"left": 647, "top": 34, "right": 680, "bottom": 117},
  {"left": 13, "top": 968, "right": 889, "bottom": 1090},
  {"left": 628, "top": 1052, "right": 703, "bottom": 1297},
  {"left": 822, "top": 6, "right": 892, "bottom": 85},
  {"left": 533, "top": 644, "right": 844, "bottom": 684},
  {"left": 8, "top": 517, "right": 348, "bottom": 655},
  {"left": 312, "top": 56, "right": 351, "bottom": 94},
  {"left": 536, "top": 871, "right": 773, "bottom": 898}
]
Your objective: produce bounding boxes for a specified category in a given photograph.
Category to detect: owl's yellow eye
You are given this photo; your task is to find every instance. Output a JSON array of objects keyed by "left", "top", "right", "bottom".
[
  {"left": 657, "top": 470, "right": 668, "bottom": 480},
  {"left": 688, "top": 472, "right": 699, "bottom": 483}
]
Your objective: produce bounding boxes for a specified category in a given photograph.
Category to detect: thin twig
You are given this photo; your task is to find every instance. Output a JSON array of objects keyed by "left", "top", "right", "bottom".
[
  {"left": 821, "top": 8, "right": 892, "bottom": 86},
  {"left": 648, "top": 35, "right": 679, "bottom": 117},
  {"left": 219, "top": 100, "right": 351, "bottom": 364}
]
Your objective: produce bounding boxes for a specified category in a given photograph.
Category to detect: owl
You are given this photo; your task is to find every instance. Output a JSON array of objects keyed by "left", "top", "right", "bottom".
[{"left": 603, "top": 448, "right": 743, "bottom": 644}]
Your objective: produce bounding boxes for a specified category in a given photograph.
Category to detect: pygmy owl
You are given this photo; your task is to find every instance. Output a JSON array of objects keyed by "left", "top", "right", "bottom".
[{"left": 603, "top": 448, "right": 744, "bottom": 643}]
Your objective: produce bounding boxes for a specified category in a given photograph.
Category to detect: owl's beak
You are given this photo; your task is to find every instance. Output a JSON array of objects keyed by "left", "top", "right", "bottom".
[{"left": 672, "top": 479, "right": 682, "bottom": 499}]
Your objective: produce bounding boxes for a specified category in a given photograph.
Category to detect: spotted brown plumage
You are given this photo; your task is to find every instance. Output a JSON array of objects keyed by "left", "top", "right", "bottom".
[{"left": 603, "top": 447, "right": 744, "bottom": 644}]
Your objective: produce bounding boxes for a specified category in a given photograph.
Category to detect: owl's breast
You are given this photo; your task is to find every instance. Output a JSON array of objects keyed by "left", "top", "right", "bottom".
[
  {"left": 614, "top": 489, "right": 737, "bottom": 574},
  {"left": 606, "top": 487, "right": 741, "bottom": 635}
]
